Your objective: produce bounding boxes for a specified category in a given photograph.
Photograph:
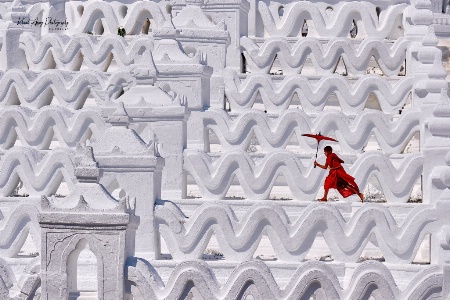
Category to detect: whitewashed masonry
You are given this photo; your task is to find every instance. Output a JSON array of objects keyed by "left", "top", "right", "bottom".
[{"left": 0, "top": 0, "right": 450, "bottom": 298}]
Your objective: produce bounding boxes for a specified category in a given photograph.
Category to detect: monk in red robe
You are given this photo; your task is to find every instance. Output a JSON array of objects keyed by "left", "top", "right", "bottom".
[{"left": 314, "top": 146, "right": 364, "bottom": 202}]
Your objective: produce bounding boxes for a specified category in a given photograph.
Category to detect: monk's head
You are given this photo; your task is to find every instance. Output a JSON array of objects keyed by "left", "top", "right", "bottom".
[{"left": 324, "top": 146, "right": 332, "bottom": 157}]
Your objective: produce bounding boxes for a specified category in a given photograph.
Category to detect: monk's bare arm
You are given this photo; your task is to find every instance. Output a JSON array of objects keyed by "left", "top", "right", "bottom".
[{"left": 314, "top": 161, "right": 328, "bottom": 169}]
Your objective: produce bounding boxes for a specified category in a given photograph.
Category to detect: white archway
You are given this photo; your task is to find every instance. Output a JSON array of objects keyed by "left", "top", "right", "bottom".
[{"left": 67, "top": 239, "right": 98, "bottom": 299}]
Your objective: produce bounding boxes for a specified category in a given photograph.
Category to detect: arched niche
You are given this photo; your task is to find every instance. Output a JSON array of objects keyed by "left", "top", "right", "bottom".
[{"left": 67, "top": 238, "right": 99, "bottom": 299}]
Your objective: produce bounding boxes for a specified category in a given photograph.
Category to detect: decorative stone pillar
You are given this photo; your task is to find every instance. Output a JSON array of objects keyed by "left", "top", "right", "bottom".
[
  {"left": 171, "top": 1, "right": 228, "bottom": 71},
  {"left": 405, "top": 0, "right": 449, "bottom": 204},
  {"left": 172, "top": 0, "right": 249, "bottom": 71},
  {"left": 112, "top": 67, "right": 189, "bottom": 201},
  {"left": 202, "top": 0, "right": 249, "bottom": 71},
  {"left": 39, "top": 146, "right": 138, "bottom": 300},
  {"left": 93, "top": 102, "right": 164, "bottom": 260},
  {"left": 0, "top": 0, "right": 31, "bottom": 70},
  {"left": 152, "top": 39, "right": 213, "bottom": 110},
  {"left": 429, "top": 91, "right": 450, "bottom": 201},
  {"left": 414, "top": 31, "right": 449, "bottom": 203},
  {"left": 170, "top": 2, "right": 228, "bottom": 109}
]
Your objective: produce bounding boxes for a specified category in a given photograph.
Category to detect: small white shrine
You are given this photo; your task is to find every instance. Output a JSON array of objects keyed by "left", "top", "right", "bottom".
[{"left": 0, "top": 0, "right": 450, "bottom": 298}]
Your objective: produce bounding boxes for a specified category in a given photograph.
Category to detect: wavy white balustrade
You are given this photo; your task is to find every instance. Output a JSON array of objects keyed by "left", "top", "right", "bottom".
[
  {"left": 0, "top": 107, "right": 106, "bottom": 150},
  {"left": 241, "top": 37, "right": 409, "bottom": 76},
  {"left": 0, "top": 203, "right": 40, "bottom": 258},
  {"left": 156, "top": 201, "right": 445, "bottom": 263},
  {"left": 66, "top": 1, "right": 170, "bottom": 34},
  {"left": 127, "top": 259, "right": 442, "bottom": 299},
  {"left": 224, "top": 72, "right": 413, "bottom": 114},
  {"left": 199, "top": 109, "right": 420, "bottom": 154},
  {"left": 0, "top": 70, "right": 134, "bottom": 109},
  {"left": 0, "top": 0, "right": 443, "bottom": 297},
  {"left": 20, "top": 33, "right": 155, "bottom": 72},
  {"left": 0, "top": 257, "right": 40, "bottom": 299},
  {"left": 0, "top": 148, "right": 75, "bottom": 197},
  {"left": 184, "top": 150, "right": 422, "bottom": 201},
  {"left": 258, "top": 2, "right": 407, "bottom": 38}
]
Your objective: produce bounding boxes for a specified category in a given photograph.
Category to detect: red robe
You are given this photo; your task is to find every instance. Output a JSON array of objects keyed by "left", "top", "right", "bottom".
[{"left": 324, "top": 153, "right": 360, "bottom": 198}]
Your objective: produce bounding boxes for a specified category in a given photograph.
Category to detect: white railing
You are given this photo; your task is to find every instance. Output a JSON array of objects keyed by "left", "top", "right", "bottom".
[{"left": 0, "top": 0, "right": 449, "bottom": 298}]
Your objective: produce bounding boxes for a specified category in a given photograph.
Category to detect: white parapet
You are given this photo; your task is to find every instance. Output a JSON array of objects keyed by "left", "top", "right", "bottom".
[{"left": 0, "top": 0, "right": 449, "bottom": 298}]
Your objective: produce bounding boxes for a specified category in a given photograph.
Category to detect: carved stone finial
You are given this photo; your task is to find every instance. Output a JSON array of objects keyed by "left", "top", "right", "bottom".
[
  {"left": 74, "top": 145, "right": 100, "bottom": 183},
  {"left": 3, "top": 0, "right": 27, "bottom": 23},
  {"left": 75, "top": 195, "right": 89, "bottom": 210},
  {"left": 9, "top": 0, "right": 25, "bottom": 11},
  {"left": 108, "top": 102, "right": 131, "bottom": 127}
]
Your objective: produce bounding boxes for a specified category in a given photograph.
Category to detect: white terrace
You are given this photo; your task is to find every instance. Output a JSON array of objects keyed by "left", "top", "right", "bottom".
[{"left": 0, "top": 0, "right": 450, "bottom": 299}]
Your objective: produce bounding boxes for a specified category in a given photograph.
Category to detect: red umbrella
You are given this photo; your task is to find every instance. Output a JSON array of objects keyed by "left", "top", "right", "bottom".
[{"left": 301, "top": 132, "right": 338, "bottom": 168}]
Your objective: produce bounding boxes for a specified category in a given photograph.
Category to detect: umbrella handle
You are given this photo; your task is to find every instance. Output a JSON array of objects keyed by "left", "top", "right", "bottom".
[{"left": 314, "top": 142, "right": 319, "bottom": 168}]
